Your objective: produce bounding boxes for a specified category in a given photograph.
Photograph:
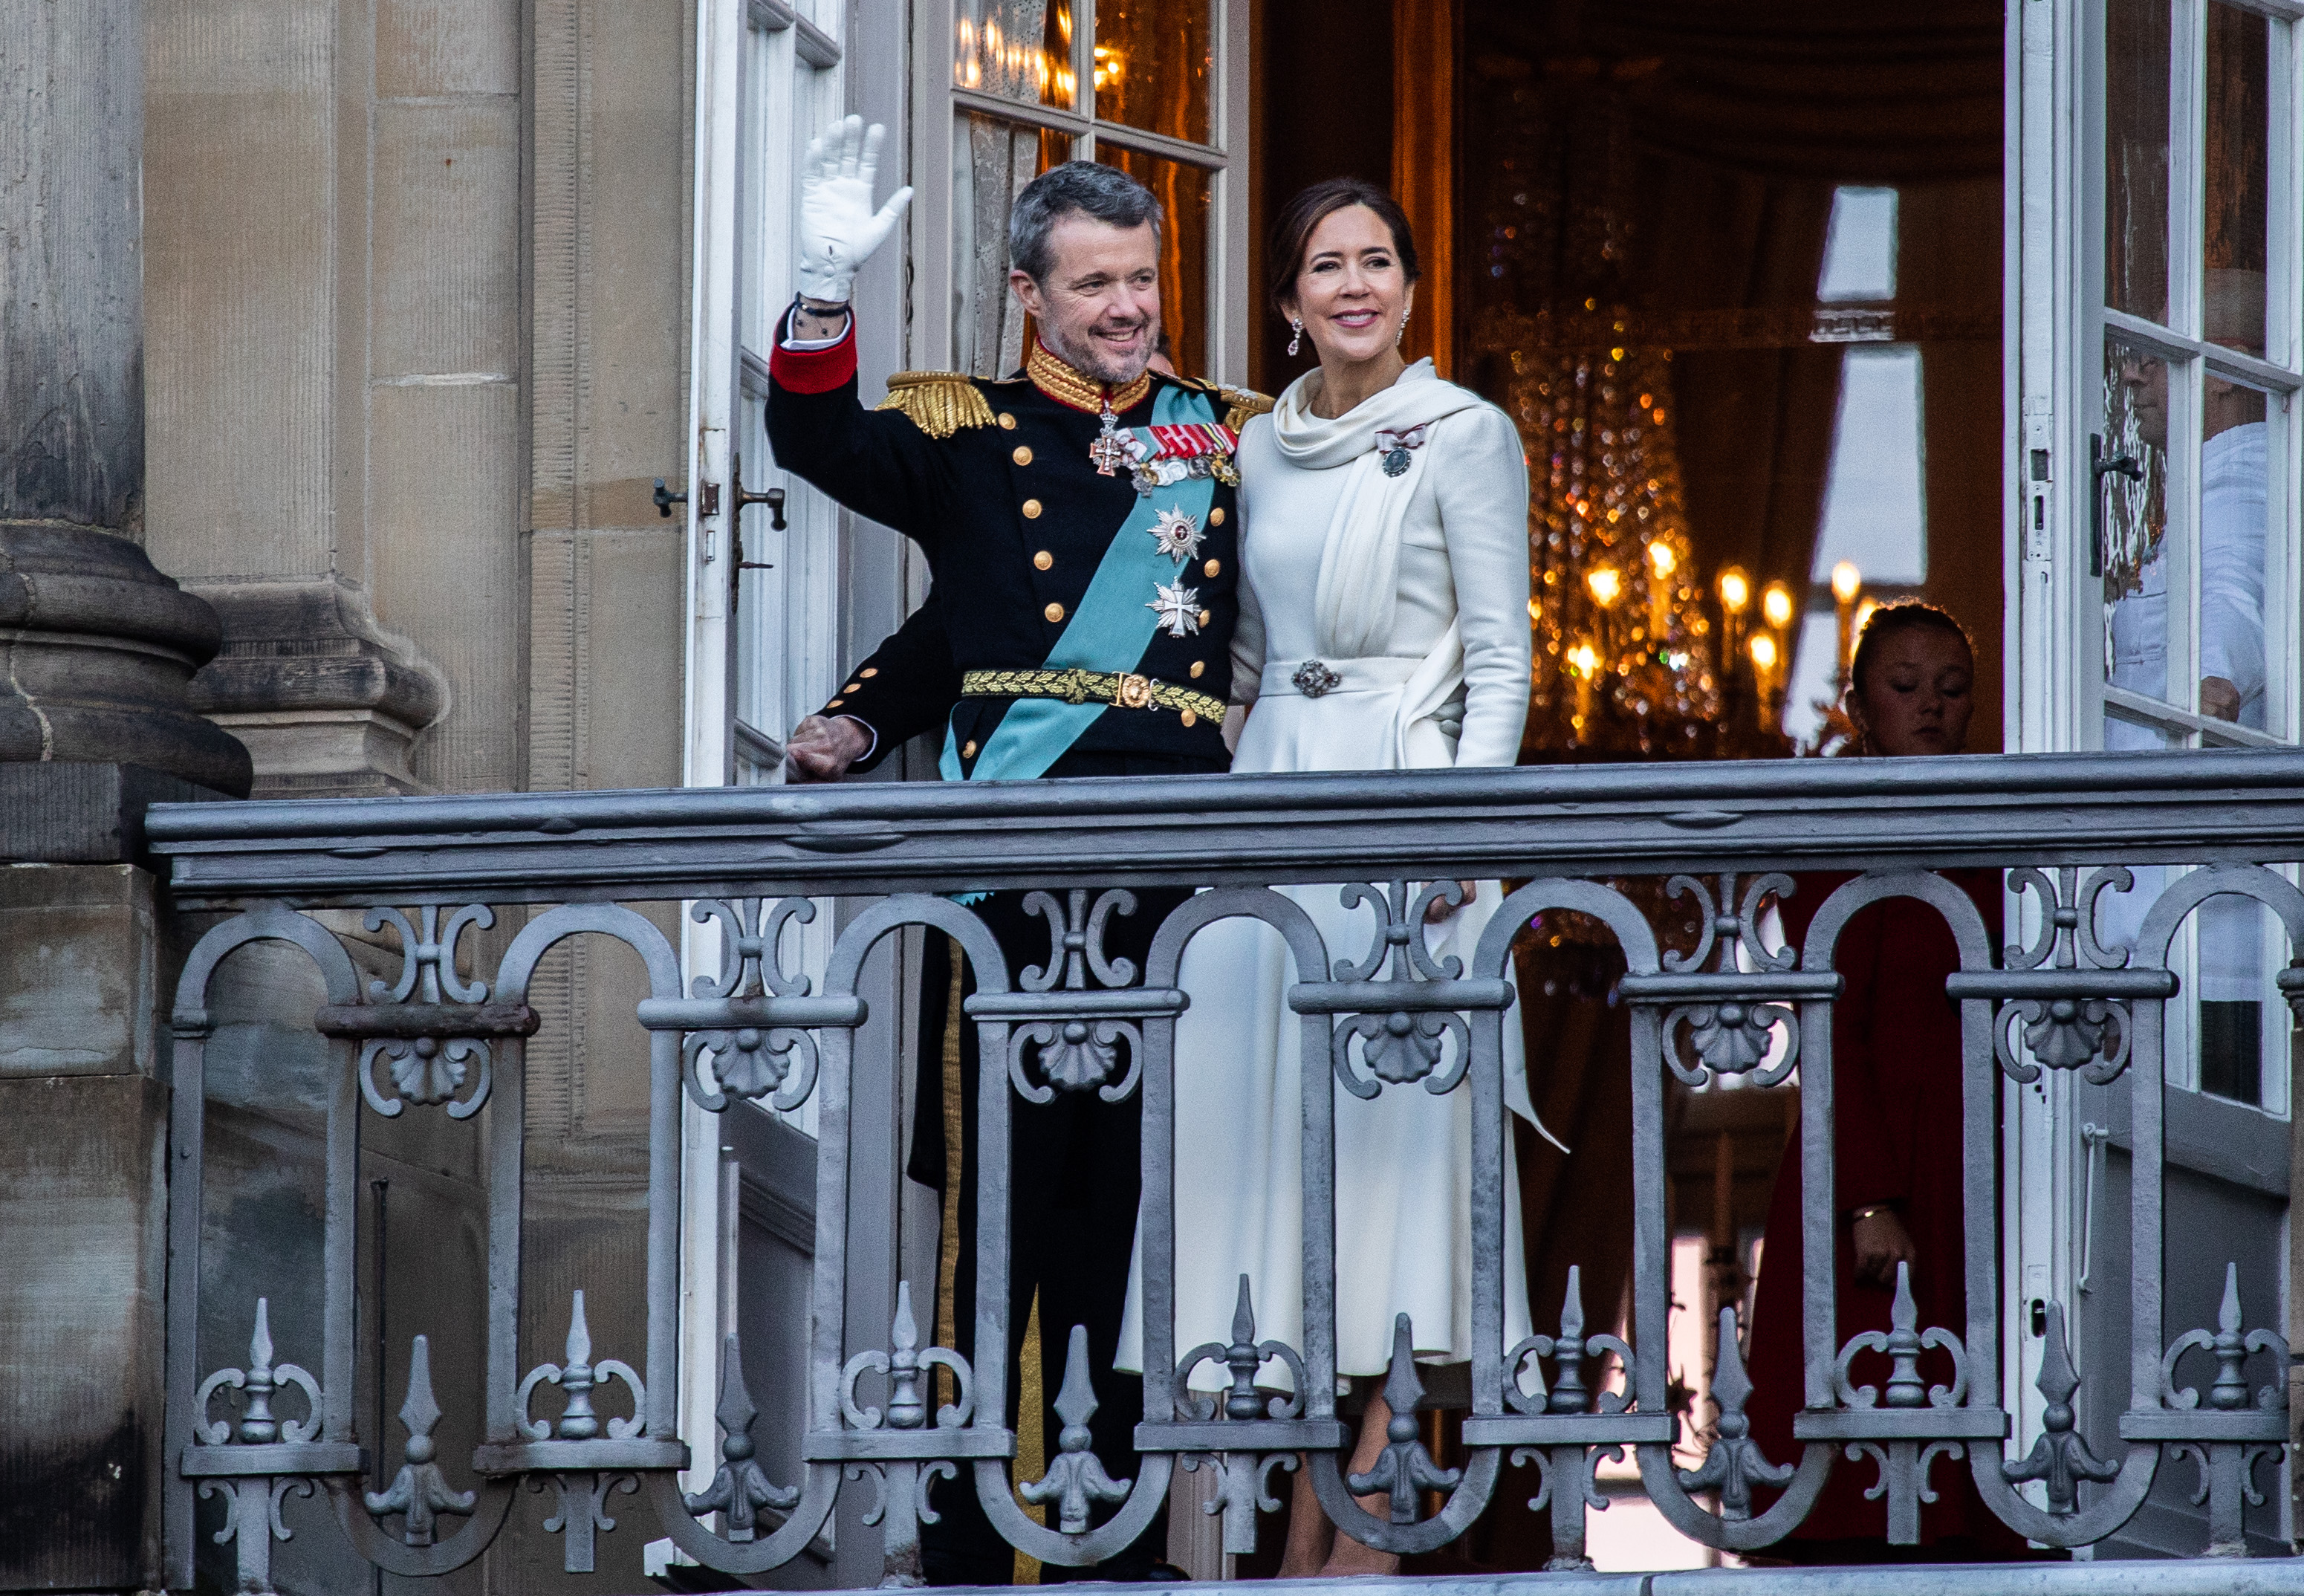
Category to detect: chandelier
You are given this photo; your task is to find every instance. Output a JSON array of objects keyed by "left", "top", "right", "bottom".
[{"left": 1505, "top": 330, "right": 1721, "bottom": 756}]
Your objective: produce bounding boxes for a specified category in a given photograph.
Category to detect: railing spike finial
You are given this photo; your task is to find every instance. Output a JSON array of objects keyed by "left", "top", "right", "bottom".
[
  {"left": 684, "top": 1331, "right": 798, "bottom": 1539},
  {"left": 1017, "top": 1324, "right": 1131, "bottom": 1533},
  {"left": 364, "top": 1334, "right": 478, "bottom": 1545},
  {"left": 1675, "top": 1308, "right": 1793, "bottom": 1519},
  {"left": 2002, "top": 1302, "right": 2118, "bottom": 1514},
  {"left": 1346, "top": 1314, "right": 1462, "bottom": 1524}
]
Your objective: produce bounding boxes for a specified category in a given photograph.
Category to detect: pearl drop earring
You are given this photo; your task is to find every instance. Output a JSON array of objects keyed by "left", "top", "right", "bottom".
[{"left": 1287, "top": 318, "right": 1303, "bottom": 357}]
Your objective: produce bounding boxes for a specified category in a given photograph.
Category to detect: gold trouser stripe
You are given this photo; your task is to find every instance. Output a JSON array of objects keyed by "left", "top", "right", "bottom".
[
  {"left": 1013, "top": 1288, "right": 1045, "bottom": 1584},
  {"left": 962, "top": 666, "right": 1224, "bottom": 723},
  {"left": 933, "top": 935, "right": 964, "bottom": 1416}
]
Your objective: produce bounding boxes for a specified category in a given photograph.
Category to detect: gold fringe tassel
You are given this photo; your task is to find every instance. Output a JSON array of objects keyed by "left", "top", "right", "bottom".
[
  {"left": 1216, "top": 383, "right": 1274, "bottom": 435},
  {"left": 933, "top": 935, "right": 965, "bottom": 1416},
  {"left": 876, "top": 372, "right": 996, "bottom": 438}
]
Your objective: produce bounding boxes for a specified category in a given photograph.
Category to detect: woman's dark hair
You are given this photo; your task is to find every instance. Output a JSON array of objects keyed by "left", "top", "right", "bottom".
[
  {"left": 1265, "top": 178, "right": 1420, "bottom": 317},
  {"left": 1849, "top": 601, "right": 1976, "bottom": 698}
]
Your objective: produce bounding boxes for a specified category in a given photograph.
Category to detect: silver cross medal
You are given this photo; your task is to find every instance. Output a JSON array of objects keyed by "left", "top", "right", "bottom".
[{"left": 1088, "top": 403, "right": 1129, "bottom": 476}]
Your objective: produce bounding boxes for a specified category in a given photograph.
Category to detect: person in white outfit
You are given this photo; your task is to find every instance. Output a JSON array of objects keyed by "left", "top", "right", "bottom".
[{"left": 1114, "top": 178, "right": 1550, "bottom": 1577}]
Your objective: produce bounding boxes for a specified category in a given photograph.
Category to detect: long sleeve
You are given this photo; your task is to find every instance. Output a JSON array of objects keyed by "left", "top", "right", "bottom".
[
  {"left": 1229, "top": 554, "right": 1267, "bottom": 710},
  {"left": 765, "top": 308, "right": 958, "bottom": 550},
  {"left": 2198, "top": 421, "right": 2268, "bottom": 724},
  {"left": 1430, "top": 405, "right": 1534, "bottom": 768},
  {"left": 819, "top": 594, "right": 964, "bottom": 773}
]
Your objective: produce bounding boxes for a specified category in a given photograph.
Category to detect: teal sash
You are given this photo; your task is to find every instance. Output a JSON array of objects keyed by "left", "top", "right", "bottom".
[{"left": 942, "top": 383, "right": 1222, "bottom": 782}]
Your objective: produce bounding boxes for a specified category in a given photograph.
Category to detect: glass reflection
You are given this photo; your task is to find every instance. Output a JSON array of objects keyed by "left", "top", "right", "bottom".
[
  {"left": 1098, "top": 147, "right": 1210, "bottom": 380},
  {"left": 955, "top": 0, "right": 1076, "bottom": 108},
  {"left": 953, "top": 117, "right": 1067, "bottom": 376},
  {"left": 1093, "top": 0, "right": 1213, "bottom": 146},
  {"left": 2102, "top": 335, "right": 2171, "bottom": 716},
  {"left": 2202, "top": 4, "right": 2269, "bottom": 340},
  {"left": 2196, "top": 351, "right": 2268, "bottom": 728},
  {"left": 2104, "top": 0, "right": 2172, "bottom": 322}
]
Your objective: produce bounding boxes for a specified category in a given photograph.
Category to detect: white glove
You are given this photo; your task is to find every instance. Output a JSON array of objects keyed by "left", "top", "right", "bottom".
[{"left": 796, "top": 115, "right": 914, "bottom": 306}]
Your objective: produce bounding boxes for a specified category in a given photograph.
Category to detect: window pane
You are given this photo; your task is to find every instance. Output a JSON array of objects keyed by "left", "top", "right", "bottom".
[
  {"left": 1097, "top": 147, "right": 1210, "bottom": 380},
  {"left": 2105, "top": 0, "right": 2172, "bottom": 322},
  {"left": 1093, "top": 0, "right": 1213, "bottom": 147},
  {"left": 955, "top": 0, "right": 1075, "bottom": 110},
  {"left": 2202, "top": 4, "right": 2270, "bottom": 345},
  {"left": 952, "top": 115, "right": 1067, "bottom": 376},
  {"left": 2102, "top": 333, "right": 2172, "bottom": 712},
  {"left": 2197, "top": 366, "right": 2269, "bottom": 727}
]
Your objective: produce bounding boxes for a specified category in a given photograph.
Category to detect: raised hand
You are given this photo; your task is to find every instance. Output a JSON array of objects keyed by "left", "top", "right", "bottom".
[{"left": 796, "top": 115, "right": 914, "bottom": 307}]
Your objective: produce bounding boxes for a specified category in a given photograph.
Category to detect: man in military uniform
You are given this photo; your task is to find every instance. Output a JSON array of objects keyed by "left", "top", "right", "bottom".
[{"left": 765, "top": 117, "right": 1268, "bottom": 1583}]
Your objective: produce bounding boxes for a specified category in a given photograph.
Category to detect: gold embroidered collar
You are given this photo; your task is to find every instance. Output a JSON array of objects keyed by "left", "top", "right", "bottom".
[{"left": 1027, "top": 339, "right": 1152, "bottom": 416}]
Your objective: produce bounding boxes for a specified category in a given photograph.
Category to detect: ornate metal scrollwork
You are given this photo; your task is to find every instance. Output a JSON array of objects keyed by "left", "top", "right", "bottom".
[
  {"left": 2000, "top": 1301, "right": 2120, "bottom": 1515},
  {"left": 1658, "top": 873, "right": 1800, "bottom": 1089},
  {"left": 194, "top": 1297, "right": 322, "bottom": 1447},
  {"left": 1328, "top": 881, "right": 1475, "bottom": 1099},
  {"left": 1673, "top": 1308, "right": 1794, "bottom": 1519},
  {"left": 2158, "top": 1263, "right": 2290, "bottom": 1556},
  {"left": 1346, "top": 1314, "right": 1464, "bottom": 1525},
  {"left": 1826, "top": 1263, "right": 1973, "bottom": 1542},
  {"left": 1506, "top": 1264, "right": 1634, "bottom": 1418},
  {"left": 1169, "top": 1277, "right": 1305, "bottom": 1554},
  {"left": 365, "top": 1335, "right": 478, "bottom": 1545},
  {"left": 515, "top": 1290, "right": 644, "bottom": 1441},
  {"left": 187, "top": 1299, "right": 333, "bottom": 1595},
  {"left": 1994, "top": 868, "right": 2137, "bottom": 1085},
  {"left": 1002, "top": 889, "right": 1149, "bottom": 1103},
  {"left": 683, "top": 1332, "right": 801, "bottom": 1538},
  {"left": 840, "top": 1281, "right": 973, "bottom": 1433},
  {"left": 681, "top": 898, "right": 823, "bottom": 1111},
  {"left": 357, "top": 905, "right": 499, "bottom": 1117},
  {"left": 1017, "top": 1325, "right": 1132, "bottom": 1534}
]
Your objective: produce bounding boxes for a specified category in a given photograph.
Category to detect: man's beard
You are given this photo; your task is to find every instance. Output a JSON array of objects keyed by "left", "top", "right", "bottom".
[{"left": 1045, "top": 316, "right": 1157, "bottom": 387}]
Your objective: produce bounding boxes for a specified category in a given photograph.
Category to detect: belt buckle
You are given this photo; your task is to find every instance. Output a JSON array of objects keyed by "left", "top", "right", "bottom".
[
  {"left": 1292, "top": 659, "right": 1341, "bottom": 698},
  {"left": 1116, "top": 672, "right": 1152, "bottom": 710}
]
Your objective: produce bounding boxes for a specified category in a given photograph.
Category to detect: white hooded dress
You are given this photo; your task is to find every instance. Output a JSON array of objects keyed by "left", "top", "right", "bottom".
[{"left": 1117, "top": 359, "right": 1542, "bottom": 1389}]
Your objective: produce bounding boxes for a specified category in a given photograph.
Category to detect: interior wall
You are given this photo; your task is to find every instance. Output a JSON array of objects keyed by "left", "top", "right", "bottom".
[{"left": 1247, "top": 0, "right": 1392, "bottom": 396}]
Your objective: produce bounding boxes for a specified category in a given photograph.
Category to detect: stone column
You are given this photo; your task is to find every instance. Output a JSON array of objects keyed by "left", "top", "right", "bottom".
[{"left": 0, "top": 0, "right": 250, "bottom": 799}]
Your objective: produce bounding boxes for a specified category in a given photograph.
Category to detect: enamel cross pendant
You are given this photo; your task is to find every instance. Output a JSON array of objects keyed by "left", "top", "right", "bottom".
[
  {"left": 1088, "top": 406, "right": 1129, "bottom": 476},
  {"left": 1146, "top": 580, "right": 1201, "bottom": 638}
]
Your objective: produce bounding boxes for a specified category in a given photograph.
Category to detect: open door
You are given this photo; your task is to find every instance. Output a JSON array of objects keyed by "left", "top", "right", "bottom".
[{"left": 2008, "top": 0, "right": 2300, "bottom": 1553}]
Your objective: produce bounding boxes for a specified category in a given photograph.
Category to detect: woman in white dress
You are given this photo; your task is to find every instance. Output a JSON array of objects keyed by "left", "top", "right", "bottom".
[{"left": 1117, "top": 179, "right": 1545, "bottom": 1576}]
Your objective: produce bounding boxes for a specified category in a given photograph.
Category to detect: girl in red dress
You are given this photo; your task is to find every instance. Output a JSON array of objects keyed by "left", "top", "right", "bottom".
[{"left": 1743, "top": 604, "right": 2031, "bottom": 1562}]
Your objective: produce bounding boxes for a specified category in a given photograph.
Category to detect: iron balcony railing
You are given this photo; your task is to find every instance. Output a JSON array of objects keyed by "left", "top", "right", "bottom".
[{"left": 146, "top": 749, "right": 2304, "bottom": 1590}]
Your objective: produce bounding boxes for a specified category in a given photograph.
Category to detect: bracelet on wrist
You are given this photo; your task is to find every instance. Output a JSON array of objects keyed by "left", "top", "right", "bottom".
[{"left": 1850, "top": 1203, "right": 1894, "bottom": 1223}]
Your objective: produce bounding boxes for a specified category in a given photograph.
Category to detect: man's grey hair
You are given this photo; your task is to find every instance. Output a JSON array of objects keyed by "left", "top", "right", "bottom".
[{"left": 1009, "top": 162, "right": 1164, "bottom": 282}]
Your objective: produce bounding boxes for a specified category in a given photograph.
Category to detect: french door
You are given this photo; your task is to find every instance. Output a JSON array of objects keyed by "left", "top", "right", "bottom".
[{"left": 2010, "top": 0, "right": 2300, "bottom": 1554}]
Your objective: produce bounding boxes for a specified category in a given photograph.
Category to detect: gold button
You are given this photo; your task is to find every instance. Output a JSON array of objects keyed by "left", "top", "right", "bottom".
[
  {"left": 1013, "top": 445, "right": 1033, "bottom": 466},
  {"left": 1204, "top": 559, "right": 1221, "bottom": 577},
  {"left": 998, "top": 413, "right": 1016, "bottom": 429},
  {"left": 1197, "top": 609, "right": 1211, "bottom": 626},
  {"left": 1180, "top": 708, "right": 1198, "bottom": 728},
  {"left": 828, "top": 698, "right": 844, "bottom": 708},
  {"left": 1210, "top": 507, "right": 1226, "bottom": 525},
  {"left": 1033, "top": 550, "right": 1053, "bottom": 571},
  {"left": 1022, "top": 499, "right": 1042, "bottom": 519},
  {"left": 962, "top": 739, "right": 979, "bottom": 757},
  {"left": 860, "top": 666, "right": 877, "bottom": 678},
  {"left": 844, "top": 682, "right": 863, "bottom": 693},
  {"left": 1044, "top": 602, "right": 1065, "bottom": 623},
  {"left": 1189, "top": 661, "right": 1204, "bottom": 678}
]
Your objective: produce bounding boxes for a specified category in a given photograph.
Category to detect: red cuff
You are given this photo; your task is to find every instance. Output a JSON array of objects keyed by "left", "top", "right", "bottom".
[{"left": 770, "top": 317, "right": 857, "bottom": 394}]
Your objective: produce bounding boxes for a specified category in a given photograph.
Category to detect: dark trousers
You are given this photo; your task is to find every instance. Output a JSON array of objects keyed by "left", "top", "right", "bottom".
[{"left": 909, "top": 753, "right": 1216, "bottom": 1584}]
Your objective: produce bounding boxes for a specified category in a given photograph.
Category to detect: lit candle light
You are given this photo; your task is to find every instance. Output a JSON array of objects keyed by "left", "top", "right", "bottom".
[
  {"left": 1646, "top": 541, "right": 1676, "bottom": 637},
  {"left": 1831, "top": 560, "right": 1863, "bottom": 687},
  {"left": 1586, "top": 566, "right": 1622, "bottom": 608},
  {"left": 1761, "top": 582, "right": 1794, "bottom": 632},
  {"left": 1749, "top": 632, "right": 1780, "bottom": 732}
]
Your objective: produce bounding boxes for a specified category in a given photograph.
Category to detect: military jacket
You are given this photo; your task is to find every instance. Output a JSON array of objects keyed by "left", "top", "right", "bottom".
[{"left": 766, "top": 311, "right": 1268, "bottom": 775}]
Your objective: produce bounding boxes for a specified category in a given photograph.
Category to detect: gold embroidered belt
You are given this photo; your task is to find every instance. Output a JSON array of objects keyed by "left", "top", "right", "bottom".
[{"left": 962, "top": 667, "right": 1224, "bottom": 724}]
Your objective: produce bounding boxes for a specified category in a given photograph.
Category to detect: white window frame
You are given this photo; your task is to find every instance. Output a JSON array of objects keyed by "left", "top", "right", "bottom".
[
  {"left": 908, "top": 0, "right": 1254, "bottom": 386},
  {"left": 2009, "top": 0, "right": 2304, "bottom": 1522}
]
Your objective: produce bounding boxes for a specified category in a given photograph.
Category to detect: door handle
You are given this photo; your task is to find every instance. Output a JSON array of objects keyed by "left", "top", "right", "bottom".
[
  {"left": 730, "top": 453, "right": 787, "bottom": 531},
  {"left": 2089, "top": 434, "right": 2143, "bottom": 578}
]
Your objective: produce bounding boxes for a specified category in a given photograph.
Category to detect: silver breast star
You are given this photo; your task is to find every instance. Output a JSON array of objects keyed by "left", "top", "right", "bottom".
[
  {"left": 1149, "top": 505, "right": 1204, "bottom": 562},
  {"left": 1146, "top": 580, "right": 1201, "bottom": 638}
]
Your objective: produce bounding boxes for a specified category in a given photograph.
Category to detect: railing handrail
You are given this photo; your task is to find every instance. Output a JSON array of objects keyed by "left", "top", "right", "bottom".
[{"left": 149, "top": 746, "right": 2304, "bottom": 904}]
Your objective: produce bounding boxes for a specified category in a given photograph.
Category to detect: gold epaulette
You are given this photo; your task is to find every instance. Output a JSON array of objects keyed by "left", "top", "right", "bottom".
[
  {"left": 1213, "top": 383, "right": 1274, "bottom": 434},
  {"left": 875, "top": 372, "right": 996, "bottom": 439}
]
